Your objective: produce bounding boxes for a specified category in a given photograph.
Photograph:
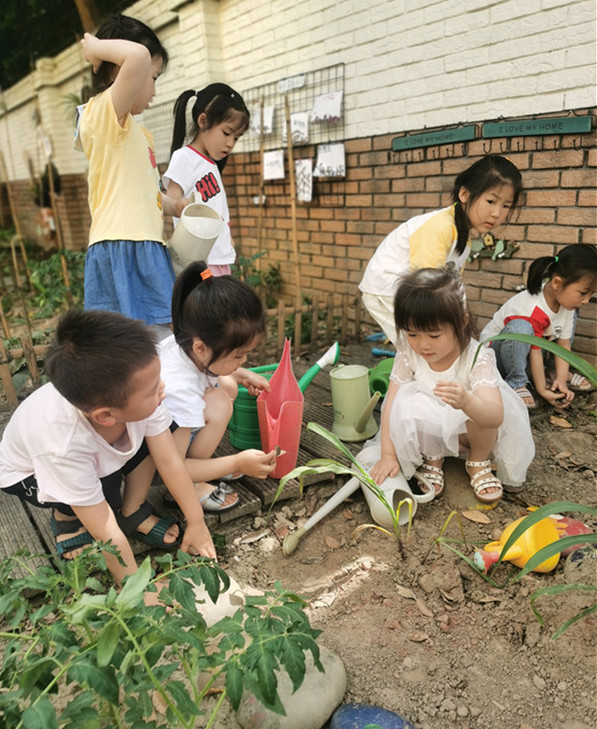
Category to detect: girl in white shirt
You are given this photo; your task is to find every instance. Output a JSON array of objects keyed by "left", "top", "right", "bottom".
[
  {"left": 481, "top": 243, "right": 597, "bottom": 409},
  {"left": 163, "top": 84, "right": 249, "bottom": 275},
  {"left": 159, "top": 261, "right": 277, "bottom": 512}
]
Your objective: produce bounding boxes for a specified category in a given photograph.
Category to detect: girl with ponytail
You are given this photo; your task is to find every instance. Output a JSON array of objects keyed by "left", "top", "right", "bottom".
[
  {"left": 158, "top": 262, "right": 276, "bottom": 512},
  {"left": 359, "top": 155, "right": 523, "bottom": 345},
  {"left": 481, "top": 244, "right": 597, "bottom": 409},
  {"left": 163, "top": 84, "right": 250, "bottom": 275}
]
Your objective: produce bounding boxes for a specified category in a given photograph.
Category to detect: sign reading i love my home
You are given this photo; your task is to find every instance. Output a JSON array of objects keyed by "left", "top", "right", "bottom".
[
  {"left": 482, "top": 116, "right": 591, "bottom": 138},
  {"left": 392, "top": 126, "right": 476, "bottom": 151}
]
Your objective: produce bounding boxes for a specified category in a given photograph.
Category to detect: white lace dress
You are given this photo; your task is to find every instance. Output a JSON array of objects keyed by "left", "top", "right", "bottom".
[{"left": 386, "top": 338, "right": 535, "bottom": 488}]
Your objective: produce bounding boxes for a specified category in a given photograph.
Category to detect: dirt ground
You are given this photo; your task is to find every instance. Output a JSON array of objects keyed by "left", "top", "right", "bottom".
[
  {"left": 205, "top": 346, "right": 597, "bottom": 729},
  {"left": 2, "top": 341, "right": 595, "bottom": 729}
]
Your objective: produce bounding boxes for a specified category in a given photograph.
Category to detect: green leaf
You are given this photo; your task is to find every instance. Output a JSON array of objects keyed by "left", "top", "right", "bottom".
[
  {"left": 474, "top": 334, "right": 597, "bottom": 387},
  {"left": 115, "top": 557, "right": 153, "bottom": 611},
  {"left": 167, "top": 679, "right": 201, "bottom": 719},
  {"left": 225, "top": 664, "right": 244, "bottom": 710},
  {"left": 58, "top": 691, "right": 100, "bottom": 728},
  {"left": 256, "top": 650, "right": 279, "bottom": 706},
  {"left": 20, "top": 657, "right": 56, "bottom": 693},
  {"left": 551, "top": 605, "right": 597, "bottom": 640},
  {"left": 22, "top": 696, "right": 58, "bottom": 729},
  {"left": 96, "top": 620, "right": 120, "bottom": 667},
  {"left": 68, "top": 661, "right": 120, "bottom": 705},
  {"left": 530, "top": 581, "right": 597, "bottom": 624}
]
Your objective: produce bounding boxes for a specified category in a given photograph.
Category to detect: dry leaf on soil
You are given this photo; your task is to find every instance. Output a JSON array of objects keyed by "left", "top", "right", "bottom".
[
  {"left": 408, "top": 630, "right": 430, "bottom": 643},
  {"left": 395, "top": 584, "right": 417, "bottom": 600},
  {"left": 324, "top": 535, "right": 342, "bottom": 550},
  {"left": 461, "top": 510, "right": 491, "bottom": 524},
  {"left": 549, "top": 414, "right": 572, "bottom": 429}
]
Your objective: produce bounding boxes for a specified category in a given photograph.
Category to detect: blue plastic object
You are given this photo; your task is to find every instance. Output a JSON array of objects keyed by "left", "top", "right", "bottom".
[
  {"left": 365, "top": 332, "right": 387, "bottom": 342},
  {"left": 331, "top": 703, "right": 417, "bottom": 729},
  {"left": 371, "top": 347, "right": 396, "bottom": 357}
]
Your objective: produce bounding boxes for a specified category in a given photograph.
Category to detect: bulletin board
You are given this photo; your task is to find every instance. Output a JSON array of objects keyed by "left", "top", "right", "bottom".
[{"left": 240, "top": 63, "right": 345, "bottom": 153}]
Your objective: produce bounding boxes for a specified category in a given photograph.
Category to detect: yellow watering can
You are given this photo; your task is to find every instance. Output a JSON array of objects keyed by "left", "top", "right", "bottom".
[{"left": 474, "top": 516, "right": 561, "bottom": 573}]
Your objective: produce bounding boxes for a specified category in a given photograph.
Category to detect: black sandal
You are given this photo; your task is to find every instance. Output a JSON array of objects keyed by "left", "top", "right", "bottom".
[
  {"left": 50, "top": 511, "right": 94, "bottom": 560},
  {"left": 117, "top": 501, "right": 182, "bottom": 550}
]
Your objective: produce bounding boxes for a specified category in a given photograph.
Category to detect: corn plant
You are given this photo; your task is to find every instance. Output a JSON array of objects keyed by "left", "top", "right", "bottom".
[
  {"left": 274, "top": 422, "right": 413, "bottom": 555},
  {"left": 0, "top": 544, "right": 322, "bottom": 728},
  {"left": 474, "top": 332, "right": 597, "bottom": 388}
]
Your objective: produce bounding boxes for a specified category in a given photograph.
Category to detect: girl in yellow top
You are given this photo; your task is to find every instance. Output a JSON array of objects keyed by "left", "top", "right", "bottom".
[
  {"left": 359, "top": 156, "right": 523, "bottom": 345},
  {"left": 80, "top": 15, "right": 184, "bottom": 338}
]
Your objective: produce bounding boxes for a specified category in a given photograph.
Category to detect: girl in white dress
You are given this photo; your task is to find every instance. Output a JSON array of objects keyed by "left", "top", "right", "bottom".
[{"left": 369, "top": 266, "right": 534, "bottom": 502}]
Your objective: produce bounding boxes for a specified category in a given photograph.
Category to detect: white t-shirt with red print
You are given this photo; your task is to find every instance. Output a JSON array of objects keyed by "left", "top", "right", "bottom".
[{"left": 163, "top": 146, "right": 234, "bottom": 266}]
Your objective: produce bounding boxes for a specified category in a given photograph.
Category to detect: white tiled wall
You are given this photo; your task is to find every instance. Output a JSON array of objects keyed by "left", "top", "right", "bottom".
[{"left": 0, "top": 0, "right": 594, "bottom": 179}]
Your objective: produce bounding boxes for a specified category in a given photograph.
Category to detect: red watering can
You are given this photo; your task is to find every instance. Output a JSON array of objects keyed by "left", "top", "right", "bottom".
[{"left": 257, "top": 339, "right": 304, "bottom": 479}]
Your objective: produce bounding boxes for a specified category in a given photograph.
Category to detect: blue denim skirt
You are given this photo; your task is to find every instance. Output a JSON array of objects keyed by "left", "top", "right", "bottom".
[{"left": 84, "top": 240, "right": 175, "bottom": 325}]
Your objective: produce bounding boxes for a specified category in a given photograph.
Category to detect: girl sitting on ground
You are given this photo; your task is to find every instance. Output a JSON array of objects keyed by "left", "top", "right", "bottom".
[
  {"left": 369, "top": 266, "right": 534, "bottom": 502},
  {"left": 158, "top": 261, "right": 277, "bottom": 512},
  {"left": 481, "top": 243, "right": 597, "bottom": 410}
]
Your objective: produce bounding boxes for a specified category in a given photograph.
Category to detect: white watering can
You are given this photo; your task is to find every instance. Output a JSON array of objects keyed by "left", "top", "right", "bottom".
[
  {"left": 282, "top": 443, "right": 435, "bottom": 556},
  {"left": 330, "top": 364, "right": 380, "bottom": 442},
  {"left": 168, "top": 192, "right": 223, "bottom": 275}
]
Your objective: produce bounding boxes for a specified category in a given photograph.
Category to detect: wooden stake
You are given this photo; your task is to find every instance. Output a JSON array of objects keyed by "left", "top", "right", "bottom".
[
  {"left": 46, "top": 154, "right": 73, "bottom": 304},
  {"left": 284, "top": 96, "right": 301, "bottom": 352},
  {"left": 256, "top": 96, "right": 265, "bottom": 272},
  {"left": 0, "top": 339, "right": 18, "bottom": 411}
]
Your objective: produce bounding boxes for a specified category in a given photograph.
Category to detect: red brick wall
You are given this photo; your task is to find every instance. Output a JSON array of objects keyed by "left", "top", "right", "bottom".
[
  {"left": 2, "top": 110, "right": 595, "bottom": 362},
  {"left": 225, "top": 108, "right": 597, "bottom": 362}
]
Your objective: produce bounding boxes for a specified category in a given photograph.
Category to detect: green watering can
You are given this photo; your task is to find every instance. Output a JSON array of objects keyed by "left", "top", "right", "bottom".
[
  {"left": 330, "top": 364, "right": 381, "bottom": 442},
  {"left": 228, "top": 341, "right": 340, "bottom": 450}
]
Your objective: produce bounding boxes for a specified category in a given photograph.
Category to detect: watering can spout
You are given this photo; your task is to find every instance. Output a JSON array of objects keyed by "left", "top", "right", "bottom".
[
  {"left": 354, "top": 391, "right": 381, "bottom": 433},
  {"left": 297, "top": 341, "right": 340, "bottom": 393}
]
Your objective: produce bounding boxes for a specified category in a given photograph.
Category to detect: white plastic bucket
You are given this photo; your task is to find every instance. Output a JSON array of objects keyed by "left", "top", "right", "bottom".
[{"left": 167, "top": 200, "right": 223, "bottom": 275}]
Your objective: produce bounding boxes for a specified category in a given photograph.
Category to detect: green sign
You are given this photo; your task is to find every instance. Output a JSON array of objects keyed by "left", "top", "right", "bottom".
[
  {"left": 392, "top": 125, "right": 476, "bottom": 150},
  {"left": 483, "top": 116, "right": 591, "bottom": 138}
]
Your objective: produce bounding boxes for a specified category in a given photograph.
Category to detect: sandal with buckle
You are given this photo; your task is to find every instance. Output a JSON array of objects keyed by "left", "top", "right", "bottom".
[
  {"left": 51, "top": 511, "right": 94, "bottom": 560},
  {"left": 413, "top": 455, "right": 445, "bottom": 499},
  {"left": 466, "top": 459, "right": 503, "bottom": 503},
  {"left": 200, "top": 483, "right": 240, "bottom": 513},
  {"left": 514, "top": 386, "right": 537, "bottom": 410},
  {"left": 117, "top": 501, "right": 182, "bottom": 549},
  {"left": 546, "top": 371, "right": 593, "bottom": 393}
]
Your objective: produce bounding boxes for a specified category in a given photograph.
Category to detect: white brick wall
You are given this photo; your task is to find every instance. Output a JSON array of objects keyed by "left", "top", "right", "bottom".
[{"left": 0, "top": 0, "right": 594, "bottom": 180}]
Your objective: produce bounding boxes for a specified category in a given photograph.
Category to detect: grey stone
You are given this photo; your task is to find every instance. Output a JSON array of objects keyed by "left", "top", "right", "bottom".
[{"left": 236, "top": 645, "right": 346, "bottom": 729}]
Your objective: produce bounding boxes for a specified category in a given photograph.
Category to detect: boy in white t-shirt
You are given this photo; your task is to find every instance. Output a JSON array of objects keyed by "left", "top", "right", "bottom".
[{"left": 0, "top": 309, "right": 216, "bottom": 590}]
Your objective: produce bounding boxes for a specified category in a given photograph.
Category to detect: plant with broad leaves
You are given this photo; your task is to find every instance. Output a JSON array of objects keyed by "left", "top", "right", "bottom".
[
  {"left": 274, "top": 422, "right": 413, "bottom": 556},
  {"left": 0, "top": 544, "right": 322, "bottom": 728}
]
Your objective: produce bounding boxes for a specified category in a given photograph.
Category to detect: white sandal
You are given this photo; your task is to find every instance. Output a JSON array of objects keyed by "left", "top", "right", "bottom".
[
  {"left": 465, "top": 459, "right": 503, "bottom": 503},
  {"left": 414, "top": 455, "right": 445, "bottom": 500}
]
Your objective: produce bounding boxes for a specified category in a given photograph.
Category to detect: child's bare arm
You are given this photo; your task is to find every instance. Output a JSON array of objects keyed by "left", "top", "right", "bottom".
[
  {"left": 172, "top": 426, "right": 276, "bottom": 480},
  {"left": 146, "top": 430, "right": 216, "bottom": 559},
  {"left": 370, "top": 381, "right": 400, "bottom": 485},
  {"left": 528, "top": 346, "right": 568, "bottom": 407},
  {"left": 81, "top": 33, "right": 152, "bottom": 123},
  {"left": 434, "top": 381, "right": 503, "bottom": 428},
  {"left": 161, "top": 181, "right": 190, "bottom": 218},
  {"left": 232, "top": 368, "right": 271, "bottom": 396},
  {"left": 72, "top": 501, "right": 137, "bottom": 585}
]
